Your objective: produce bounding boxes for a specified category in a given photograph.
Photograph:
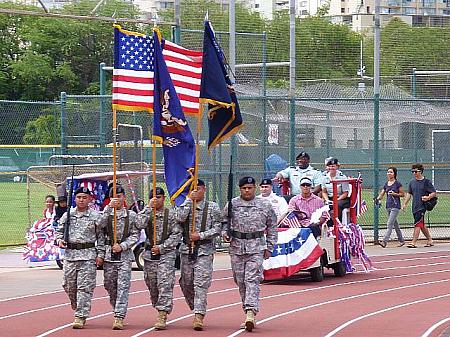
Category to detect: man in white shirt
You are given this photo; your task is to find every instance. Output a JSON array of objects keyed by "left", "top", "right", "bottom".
[
  {"left": 275, "top": 152, "right": 322, "bottom": 196},
  {"left": 257, "top": 178, "right": 288, "bottom": 223}
]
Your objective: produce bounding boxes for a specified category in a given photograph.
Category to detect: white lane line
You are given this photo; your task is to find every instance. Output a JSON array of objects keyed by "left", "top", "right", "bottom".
[
  {"left": 0, "top": 268, "right": 232, "bottom": 303},
  {"left": 131, "top": 269, "right": 450, "bottom": 337},
  {"left": 421, "top": 316, "right": 450, "bottom": 337},
  {"left": 0, "top": 275, "right": 234, "bottom": 321},
  {"left": 324, "top": 294, "right": 450, "bottom": 337},
  {"left": 36, "top": 285, "right": 240, "bottom": 337},
  {"left": 373, "top": 254, "right": 450, "bottom": 264},
  {"left": 0, "top": 276, "right": 143, "bottom": 303},
  {"left": 30, "top": 266, "right": 450, "bottom": 336},
  {"left": 227, "top": 278, "right": 450, "bottom": 337},
  {"left": 26, "top": 265, "right": 450, "bottom": 335}
]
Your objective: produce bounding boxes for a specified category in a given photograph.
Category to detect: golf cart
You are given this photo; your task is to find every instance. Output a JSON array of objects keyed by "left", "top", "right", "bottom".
[{"left": 263, "top": 177, "right": 363, "bottom": 282}]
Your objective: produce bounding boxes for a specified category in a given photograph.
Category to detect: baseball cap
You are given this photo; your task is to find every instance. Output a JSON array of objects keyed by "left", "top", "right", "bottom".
[{"left": 299, "top": 177, "right": 312, "bottom": 186}]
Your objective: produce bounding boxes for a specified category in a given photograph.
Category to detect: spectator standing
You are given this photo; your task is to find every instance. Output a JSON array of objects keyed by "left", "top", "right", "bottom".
[
  {"left": 402, "top": 164, "right": 436, "bottom": 248},
  {"left": 376, "top": 167, "right": 405, "bottom": 248}
]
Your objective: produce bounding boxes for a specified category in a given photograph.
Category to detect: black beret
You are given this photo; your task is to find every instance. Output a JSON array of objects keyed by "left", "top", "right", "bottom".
[
  {"left": 197, "top": 179, "right": 205, "bottom": 187},
  {"left": 326, "top": 157, "right": 339, "bottom": 166},
  {"left": 149, "top": 187, "right": 165, "bottom": 198},
  {"left": 74, "top": 186, "right": 91, "bottom": 196},
  {"left": 296, "top": 151, "right": 310, "bottom": 160},
  {"left": 239, "top": 176, "right": 256, "bottom": 187},
  {"left": 109, "top": 185, "right": 125, "bottom": 197},
  {"left": 260, "top": 178, "right": 272, "bottom": 186}
]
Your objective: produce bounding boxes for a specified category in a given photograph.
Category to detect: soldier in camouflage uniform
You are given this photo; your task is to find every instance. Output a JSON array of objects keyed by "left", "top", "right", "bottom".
[
  {"left": 222, "top": 176, "right": 277, "bottom": 332},
  {"left": 56, "top": 186, "right": 103, "bottom": 329},
  {"left": 98, "top": 185, "right": 141, "bottom": 330},
  {"left": 176, "top": 179, "right": 221, "bottom": 330},
  {"left": 137, "top": 187, "right": 182, "bottom": 330}
]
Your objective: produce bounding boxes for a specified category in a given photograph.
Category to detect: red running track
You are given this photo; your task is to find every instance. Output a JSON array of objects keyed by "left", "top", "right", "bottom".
[{"left": 1, "top": 250, "right": 450, "bottom": 337}]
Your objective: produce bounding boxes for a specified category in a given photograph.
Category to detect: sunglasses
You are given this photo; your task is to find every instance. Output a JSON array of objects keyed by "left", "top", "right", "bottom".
[
  {"left": 411, "top": 170, "right": 421, "bottom": 173},
  {"left": 300, "top": 183, "right": 312, "bottom": 187}
]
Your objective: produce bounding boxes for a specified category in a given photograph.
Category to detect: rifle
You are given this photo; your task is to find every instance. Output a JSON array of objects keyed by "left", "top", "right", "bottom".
[
  {"left": 226, "top": 155, "right": 233, "bottom": 238},
  {"left": 63, "top": 165, "right": 75, "bottom": 243}
]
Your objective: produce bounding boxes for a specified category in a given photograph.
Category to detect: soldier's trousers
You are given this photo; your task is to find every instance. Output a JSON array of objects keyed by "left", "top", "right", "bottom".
[
  {"left": 62, "top": 259, "right": 97, "bottom": 319},
  {"left": 179, "top": 253, "right": 214, "bottom": 315},
  {"left": 143, "top": 253, "right": 176, "bottom": 313},
  {"left": 103, "top": 260, "right": 132, "bottom": 319},
  {"left": 230, "top": 252, "right": 264, "bottom": 314}
]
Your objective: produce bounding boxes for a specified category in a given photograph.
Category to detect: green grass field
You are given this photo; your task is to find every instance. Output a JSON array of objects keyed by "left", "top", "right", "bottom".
[
  {"left": 1, "top": 183, "right": 449, "bottom": 247},
  {"left": 0, "top": 182, "right": 54, "bottom": 247},
  {"left": 358, "top": 189, "right": 450, "bottom": 229}
]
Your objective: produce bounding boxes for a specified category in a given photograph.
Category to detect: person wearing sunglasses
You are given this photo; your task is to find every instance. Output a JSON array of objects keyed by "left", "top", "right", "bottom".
[
  {"left": 401, "top": 164, "right": 436, "bottom": 248},
  {"left": 375, "top": 167, "right": 405, "bottom": 248}
]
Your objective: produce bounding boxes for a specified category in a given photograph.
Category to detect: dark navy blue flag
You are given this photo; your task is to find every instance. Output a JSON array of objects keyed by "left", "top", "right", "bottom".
[
  {"left": 152, "top": 30, "right": 195, "bottom": 205},
  {"left": 200, "top": 21, "right": 243, "bottom": 151}
]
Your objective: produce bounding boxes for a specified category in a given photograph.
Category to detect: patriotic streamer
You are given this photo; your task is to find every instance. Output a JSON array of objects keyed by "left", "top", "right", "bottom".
[
  {"left": 332, "top": 220, "right": 373, "bottom": 273},
  {"left": 23, "top": 218, "right": 62, "bottom": 262}
]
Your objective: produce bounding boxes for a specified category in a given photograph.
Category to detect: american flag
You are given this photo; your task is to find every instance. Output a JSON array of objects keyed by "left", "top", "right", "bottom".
[
  {"left": 112, "top": 25, "right": 202, "bottom": 114},
  {"left": 357, "top": 200, "right": 368, "bottom": 218},
  {"left": 279, "top": 210, "right": 302, "bottom": 228},
  {"left": 352, "top": 173, "right": 367, "bottom": 218}
]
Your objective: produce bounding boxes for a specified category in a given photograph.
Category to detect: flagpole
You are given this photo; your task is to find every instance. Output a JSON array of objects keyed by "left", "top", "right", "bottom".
[
  {"left": 152, "top": 133, "right": 157, "bottom": 250},
  {"left": 112, "top": 108, "right": 118, "bottom": 246},
  {"left": 190, "top": 106, "right": 202, "bottom": 256}
]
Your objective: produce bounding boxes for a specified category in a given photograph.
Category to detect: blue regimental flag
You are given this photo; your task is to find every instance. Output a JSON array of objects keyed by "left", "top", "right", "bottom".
[
  {"left": 152, "top": 30, "right": 195, "bottom": 205},
  {"left": 200, "top": 21, "right": 243, "bottom": 151}
]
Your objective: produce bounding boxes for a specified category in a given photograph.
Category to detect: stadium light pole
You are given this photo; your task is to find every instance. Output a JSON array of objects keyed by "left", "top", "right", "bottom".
[
  {"left": 373, "top": 0, "right": 381, "bottom": 244},
  {"left": 289, "top": 0, "right": 296, "bottom": 166}
]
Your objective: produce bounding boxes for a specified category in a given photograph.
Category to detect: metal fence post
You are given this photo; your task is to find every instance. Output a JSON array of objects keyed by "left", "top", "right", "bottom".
[
  {"left": 289, "top": 0, "right": 296, "bottom": 165},
  {"left": 373, "top": 0, "right": 381, "bottom": 243},
  {"left": 412, "top": 67, "right": 418, "bottom": 162},
  {"left": 99, "top": 62, "right": 106, "bottom": 156},
  {"left": 173, "top": 0, "right": 181, "bottom": 44},
  {"left": 262, "top": 31, "right": 267, "bottom": 166},
  {"left": 60, "top": 91, "right": 67, "bottom": 159}
]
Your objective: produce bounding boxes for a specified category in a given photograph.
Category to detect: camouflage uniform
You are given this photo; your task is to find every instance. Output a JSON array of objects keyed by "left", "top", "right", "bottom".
[
  {"left": 138, "top": 206, "right": 182, "bottom": 313},
  {"left": 176, "top": 198, "right": 222, "bottom": 315},
  {"left": 223, "top": 197, "right": 277, "bottom": 314},
  {"left": 56, "top": 207, "right": 102, "bottom": 320},
  {"left": 98, "top": 206, "right": 140, "bottom": 319}
]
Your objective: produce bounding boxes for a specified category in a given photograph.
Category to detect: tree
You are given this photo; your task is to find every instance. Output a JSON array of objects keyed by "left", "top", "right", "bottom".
[{"left": 23, "top": 114, "right": 60, "bottom": 144}]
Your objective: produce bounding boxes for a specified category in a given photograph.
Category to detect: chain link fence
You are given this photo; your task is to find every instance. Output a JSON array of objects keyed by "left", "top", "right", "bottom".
[{"left": 1, "top": 0, "right": 450, "bottom": 246}]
